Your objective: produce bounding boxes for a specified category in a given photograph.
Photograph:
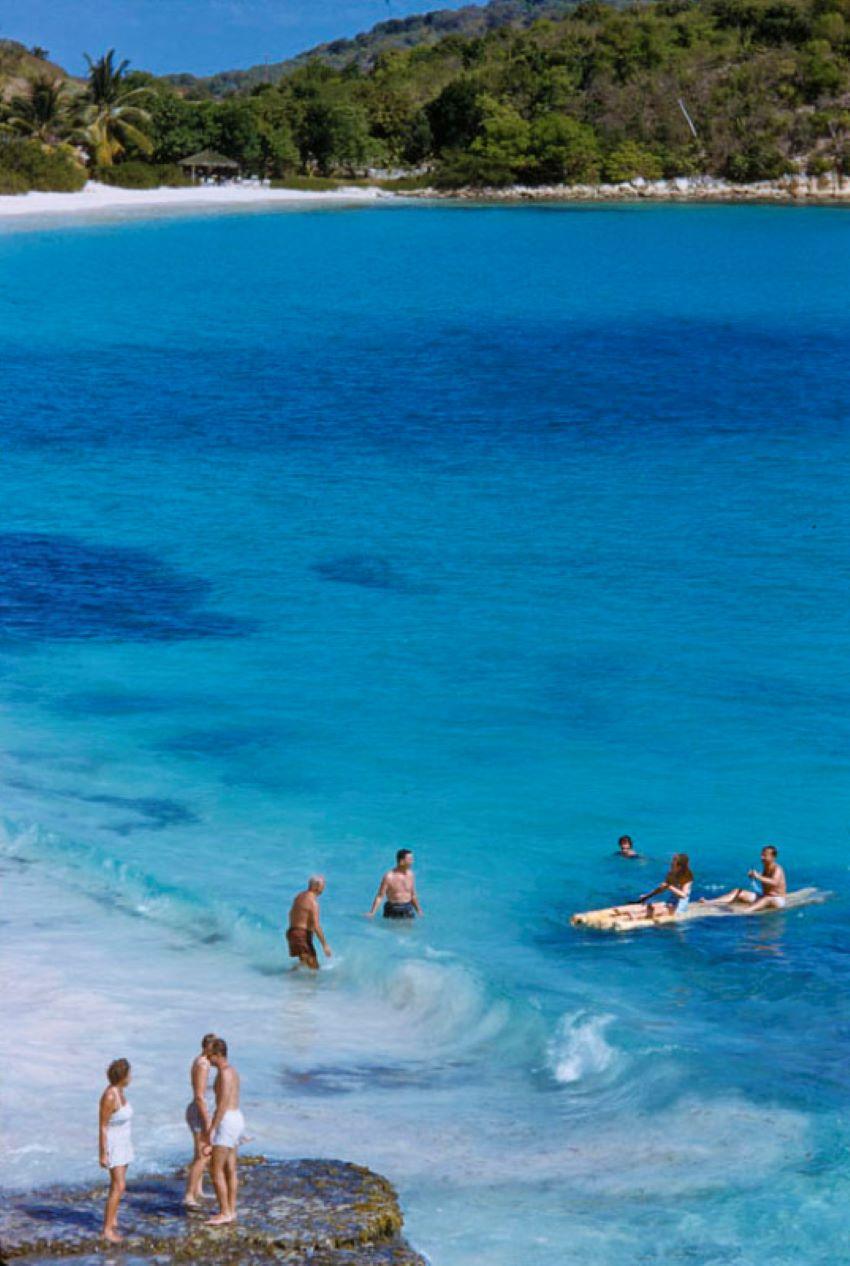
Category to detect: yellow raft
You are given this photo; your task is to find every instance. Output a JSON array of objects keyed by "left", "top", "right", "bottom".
[{"left": 571, "top": 887, "right": 823, "bottom": 932}]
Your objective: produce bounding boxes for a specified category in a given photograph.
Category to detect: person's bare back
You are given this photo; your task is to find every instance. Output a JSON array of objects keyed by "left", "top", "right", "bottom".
[{"left": 289, "top": 889, "right": 318, "bottom": 931}]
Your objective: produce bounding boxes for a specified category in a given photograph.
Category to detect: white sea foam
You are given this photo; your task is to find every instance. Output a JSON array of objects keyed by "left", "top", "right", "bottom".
[{"left": 548, "top": 1012, "right": 619, "bottom": 1085}]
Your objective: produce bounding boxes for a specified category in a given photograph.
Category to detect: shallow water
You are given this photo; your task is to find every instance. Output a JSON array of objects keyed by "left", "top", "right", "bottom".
[{"left": 1, "top": 201, "right": 849, "bottom": 1264}]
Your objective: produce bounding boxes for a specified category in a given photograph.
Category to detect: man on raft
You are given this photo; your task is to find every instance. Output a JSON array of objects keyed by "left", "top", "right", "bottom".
[{"left": 700, "top": 845, "right": 787, "bottom": 912}]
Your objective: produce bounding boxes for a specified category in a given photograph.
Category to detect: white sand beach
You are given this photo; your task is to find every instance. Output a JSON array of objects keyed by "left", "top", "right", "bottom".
[{"left": 0, "top": 180, "right": 392, "bottom": 224}]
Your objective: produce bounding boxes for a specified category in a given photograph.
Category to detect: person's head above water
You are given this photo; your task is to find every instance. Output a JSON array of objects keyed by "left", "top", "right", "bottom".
[
  {"left": 107, "top": 1058, "right": 131, "bottom": 1087},
  {"left": 618, "top": 835, "right": 636, "bottom": 855},
  {"left": 396, "top": 848, "right": 413, "bottom": 869},
  {"left": 308, "top": 875, "right": 326, "bottom": 894},
  {"left": 667, "top": 853, "right": 694, "bottom": 885}
]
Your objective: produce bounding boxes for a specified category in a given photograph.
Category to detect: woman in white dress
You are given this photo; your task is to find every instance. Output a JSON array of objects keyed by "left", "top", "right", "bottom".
[{"left": 99, "top": 1058, "right": 134, "bottom": 1243}]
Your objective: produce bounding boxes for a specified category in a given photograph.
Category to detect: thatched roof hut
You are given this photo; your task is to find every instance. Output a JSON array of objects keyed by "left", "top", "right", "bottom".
[{"left": 179, "top": 149, "right": 240, "bottom": 183}]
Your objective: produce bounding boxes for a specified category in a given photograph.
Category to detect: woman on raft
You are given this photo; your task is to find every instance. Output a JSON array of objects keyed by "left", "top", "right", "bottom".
[{"left": 618, "top": 854, "right": 694, "bottom": 921}]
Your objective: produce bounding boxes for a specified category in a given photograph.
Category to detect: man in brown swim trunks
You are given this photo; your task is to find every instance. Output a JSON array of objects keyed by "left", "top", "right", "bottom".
[{"left": 286, "top": 876, "right": 332, "bottom": 970}]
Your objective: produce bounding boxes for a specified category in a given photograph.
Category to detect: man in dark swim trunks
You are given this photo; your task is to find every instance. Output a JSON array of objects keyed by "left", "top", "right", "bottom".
[
  {"left": 286, "top": 876, "right": 332, "bottom": 970},
  {"left": 366, "top": 849, "right": 423, "bottom": 920}
]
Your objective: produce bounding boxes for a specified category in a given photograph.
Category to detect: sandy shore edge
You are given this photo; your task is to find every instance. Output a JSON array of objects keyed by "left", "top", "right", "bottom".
[
  {"left": 3, "top": 172, "right": 850, "bottom": 226},
  {"left": 0, "top": 180, "right": 392, "bottom": 222}
]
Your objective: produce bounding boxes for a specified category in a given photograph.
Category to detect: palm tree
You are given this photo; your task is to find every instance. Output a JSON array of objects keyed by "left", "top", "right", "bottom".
[
  {"left": 2, "top": 76, "right": 71, "bottom": 144},
  {"left": 79, "top": 49, "right": 152, "bottom": 167}
]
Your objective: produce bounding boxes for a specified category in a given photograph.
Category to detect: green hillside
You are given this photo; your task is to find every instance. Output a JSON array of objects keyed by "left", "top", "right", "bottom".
[
  {"left": 145, "top": 0, "right": 850, "bottom": 186},
  {"left": 165, "top": 0, "right": 586, "bottom": 97}
]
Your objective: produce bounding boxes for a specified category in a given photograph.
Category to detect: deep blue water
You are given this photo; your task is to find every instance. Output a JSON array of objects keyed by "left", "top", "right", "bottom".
[{"left": 1, "top": 201, "right": 849, "bottom": 1265}]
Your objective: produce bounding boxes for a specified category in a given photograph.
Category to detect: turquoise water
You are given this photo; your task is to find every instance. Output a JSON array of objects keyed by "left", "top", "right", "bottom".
[{"left": 1, "top": 201, "right": 849, "bottom": 1265}]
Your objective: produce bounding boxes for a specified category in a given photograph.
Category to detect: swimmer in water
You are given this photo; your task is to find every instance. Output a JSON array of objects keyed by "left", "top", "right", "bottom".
[
  {"left": 99, "top": 1058, "right": 134, "bottom": 1243},
  {"left": 367, "top": 848, "right": 423, "bottom": 920},
  {"left": 699, "top": 846, "right": 787, "bottom": 912},
  {"left": 616, "top": 834, "right": 640, "bottom": 859},
  {"left": 286, "top": 876, "right": 332, "bottom": 970},
  {"left": 617, "top": 853, "right": 694, "bottom": 920}
]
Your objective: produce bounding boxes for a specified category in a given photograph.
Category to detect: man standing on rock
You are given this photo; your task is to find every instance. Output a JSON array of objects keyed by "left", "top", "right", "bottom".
[
  {"left": 203, "top": 1037, "right": 244, "bottom": 1226},
  {"left": 286, "top": 876, "right": 332, "bottom": 970},
  {"left": 367, "top": 849, "right": 423, "bottom": 920}
]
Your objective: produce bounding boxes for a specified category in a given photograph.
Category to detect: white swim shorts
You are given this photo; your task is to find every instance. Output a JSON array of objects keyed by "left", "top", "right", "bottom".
[{"left": 212, "top": 1109, "right": 245, "bottom": 1149}]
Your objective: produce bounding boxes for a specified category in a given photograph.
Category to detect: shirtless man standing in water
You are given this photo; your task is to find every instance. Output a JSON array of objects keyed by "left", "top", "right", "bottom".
[
  {"left": 367, "top": 849, "right": 423, "bottom": 920},
  {"left": 202, "top": 1038, "right": 244, "bottom": 1226},
  {"left": 700, "top": 846, "right": 788, "bottom": 912},
  {"left": 286, "top": 876, "right": 332, "bottom": 970}
]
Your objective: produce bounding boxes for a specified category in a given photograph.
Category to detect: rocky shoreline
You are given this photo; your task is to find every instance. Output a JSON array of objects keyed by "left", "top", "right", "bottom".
[
  {"left": 0, "top": 1158, "right": 425, "bottom": 1265},
  {"left": 409, "top": 173, "right": 850, "bottom": 203}
]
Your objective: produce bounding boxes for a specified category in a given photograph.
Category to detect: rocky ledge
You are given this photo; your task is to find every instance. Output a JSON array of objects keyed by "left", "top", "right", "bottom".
[
  {"left": 410, "top": 172, "right": 850, "bottom": 203},
  {"left": 0, "top": 1158, "right": 425, "bottom": 1265}
]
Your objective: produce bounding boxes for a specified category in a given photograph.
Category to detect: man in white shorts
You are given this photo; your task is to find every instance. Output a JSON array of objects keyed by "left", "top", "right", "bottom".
[
  {"left": 202, "top": 1037, "right": 244, "bottom": 1225},
  {"left": 700, "top": 846, "right": 787, "bottom": 913}
]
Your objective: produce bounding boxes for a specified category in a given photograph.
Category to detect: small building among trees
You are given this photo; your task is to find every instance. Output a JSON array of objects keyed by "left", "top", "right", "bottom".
[{"left": 178, "top": 149, "right": 240, "bottom": 184}]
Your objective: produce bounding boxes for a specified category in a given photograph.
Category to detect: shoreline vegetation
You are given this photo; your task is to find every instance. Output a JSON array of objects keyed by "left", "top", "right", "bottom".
[
  {"left": 411, "top": 171, "right": 850, "bottom": 200},
  {"left": 2, "top": 172, "right": 850, "bottom": 224},
  {"left": 5, "top": 0, "right": 850, "bottom": 200}
]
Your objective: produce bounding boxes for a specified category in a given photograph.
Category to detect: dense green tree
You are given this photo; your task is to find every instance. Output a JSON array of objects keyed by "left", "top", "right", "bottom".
[
  {"left": 797, "top": 37, "right": 845, "bottom": 99},
  {"left": 470, "top": 95, "right": 531, "bottom": 172},
  {"left": 603, "top": 139, "right": 665, "bottom": 180},
  {"left": 148, "top": 92, "right": 216, "bottom": 163},
  {"left": 427, "top": 78, "right": 483, "bottom": 151},
  {"left": 297, "top": 98, "right": 376, "bottom": 174},
  {"left": 531, "top": 113, "right": 602, "bottom": 181}
]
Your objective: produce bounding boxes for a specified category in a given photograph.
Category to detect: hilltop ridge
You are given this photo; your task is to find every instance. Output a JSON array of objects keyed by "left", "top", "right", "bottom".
[
  {"left": 0, "top": 38, "right": 72, "bottom": 99},
  {"left": 164, "top": 0, "right": 585, "bottom": 96}
]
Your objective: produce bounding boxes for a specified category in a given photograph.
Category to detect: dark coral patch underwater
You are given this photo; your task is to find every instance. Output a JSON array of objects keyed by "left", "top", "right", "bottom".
[
  {"left": 0, "top": 533, "right": 250, "bottom": 642},
  {"left": 311, "top": 554, "right": 435, "bottom": 595}
]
